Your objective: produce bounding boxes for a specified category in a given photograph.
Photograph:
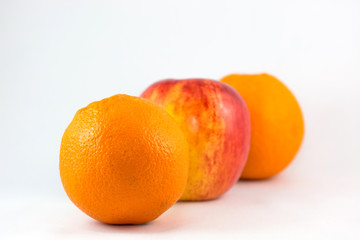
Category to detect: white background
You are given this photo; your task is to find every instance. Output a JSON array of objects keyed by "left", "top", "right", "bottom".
[{"left": 1, "top": 0, "right": 359, "bottom": 239}]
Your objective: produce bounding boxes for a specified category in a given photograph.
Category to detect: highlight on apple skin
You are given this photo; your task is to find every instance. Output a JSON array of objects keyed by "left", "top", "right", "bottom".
[{"left": 141, "top": 79, "right": 251, "bottom": 201}]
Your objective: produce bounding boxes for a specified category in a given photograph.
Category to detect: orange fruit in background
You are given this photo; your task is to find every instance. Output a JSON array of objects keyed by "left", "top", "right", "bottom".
[
  {"left": 221, "top": 74, "right": 304, "bottom": 180},
  {"left": 59, "top": 94, "right": 189, "bottom": 224}
]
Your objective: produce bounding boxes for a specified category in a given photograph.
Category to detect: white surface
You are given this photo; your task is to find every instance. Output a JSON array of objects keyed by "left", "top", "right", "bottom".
[
  {"left": 1, "top": 176, "right": 360, "bottom": 239},
  {"left": 1, "top": 0, "right": 360, "bottom": 239}
]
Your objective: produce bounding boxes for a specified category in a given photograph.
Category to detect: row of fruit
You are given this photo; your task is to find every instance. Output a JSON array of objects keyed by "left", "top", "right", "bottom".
[{"left": 59, "top": 73, "right": 304, "bottom": 224}]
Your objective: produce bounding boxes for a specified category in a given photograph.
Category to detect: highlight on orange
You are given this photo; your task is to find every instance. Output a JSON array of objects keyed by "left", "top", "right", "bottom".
[
  {"left": 59, "top": 94, "right": 189, "bottom": 224},
  {"left": 221, "top": 73, "right": 304, "bottom": 180}
]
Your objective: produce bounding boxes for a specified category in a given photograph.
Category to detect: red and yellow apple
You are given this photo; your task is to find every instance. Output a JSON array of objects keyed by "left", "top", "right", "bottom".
[{"left": 141, "top": 79, "right": 251, "bottom": 201}]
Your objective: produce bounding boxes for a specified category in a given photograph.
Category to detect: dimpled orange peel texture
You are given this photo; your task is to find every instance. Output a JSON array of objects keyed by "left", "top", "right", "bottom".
[
  {"left": 59, "top": 94, "right": 189, "bottom": 224},
  {"left": 141, "top": 79, "right": 251, "bottom": 201},
  {"left": 221, "top": 74, "right": 304, "bottom": 179}
]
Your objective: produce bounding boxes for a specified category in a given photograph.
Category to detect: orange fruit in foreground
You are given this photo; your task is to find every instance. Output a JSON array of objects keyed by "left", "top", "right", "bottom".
[
  {"left": 221, "top": 74, "right": 304, "bottom": 179},
  {"left": 59, "top": 94, "right": 189, "bottom": 224}
]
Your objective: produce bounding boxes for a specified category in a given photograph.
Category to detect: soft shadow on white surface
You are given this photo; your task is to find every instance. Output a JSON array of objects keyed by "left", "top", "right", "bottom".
[
  {"left": 1, "top": 173, "right": 359, "bottom": 239},
  {"left": 84, "top": 177, "right": 288, "bottom": 234},
  {"left": 84, "top": 175, "right": 359, "bottom": 239}
]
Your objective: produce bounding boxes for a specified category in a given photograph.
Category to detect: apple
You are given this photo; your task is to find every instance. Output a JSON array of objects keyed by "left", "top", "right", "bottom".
[{"left": 141, "top": 79, "right": 250, "bottom": 201}]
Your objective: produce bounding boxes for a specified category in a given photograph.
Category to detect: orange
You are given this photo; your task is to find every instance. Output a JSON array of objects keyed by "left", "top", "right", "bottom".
[
  {"left": 221, "top": 74, "right": 304, "bottom": 179},
  {"left": 59, "top": 94, "right": 189, "bottom": 224}
]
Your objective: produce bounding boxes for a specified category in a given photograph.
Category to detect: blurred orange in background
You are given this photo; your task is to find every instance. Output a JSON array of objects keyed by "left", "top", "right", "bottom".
[{"left": 222, "top": 74, "right": 304, "bottom": 180}]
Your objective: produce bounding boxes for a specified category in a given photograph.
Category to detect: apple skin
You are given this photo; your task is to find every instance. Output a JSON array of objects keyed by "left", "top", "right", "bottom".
[{"left": 141, "top": 79, "right": 250, "bottom": 201}]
